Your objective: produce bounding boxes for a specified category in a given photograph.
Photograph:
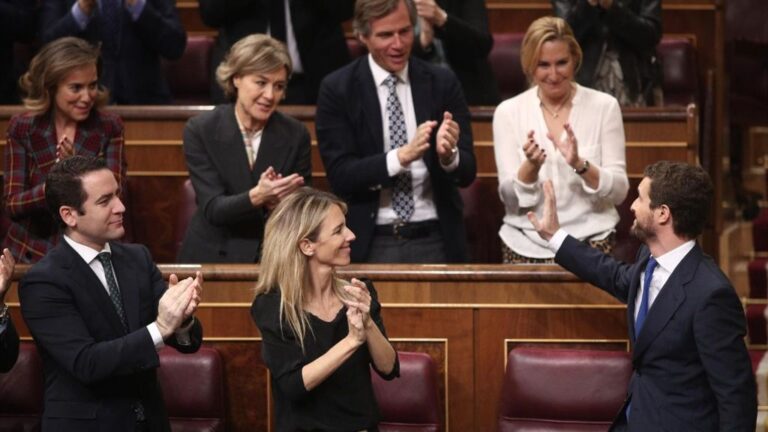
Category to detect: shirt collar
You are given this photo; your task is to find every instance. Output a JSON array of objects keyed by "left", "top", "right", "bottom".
[
  {"left": 653, "top": 240, "right": 695, "bottom": 274},
  {"left": 368, "top": 54, "right": 409, "bottom": 87},
  {"left": 63, "top": 235, "right": 112, "bottom": 264}
]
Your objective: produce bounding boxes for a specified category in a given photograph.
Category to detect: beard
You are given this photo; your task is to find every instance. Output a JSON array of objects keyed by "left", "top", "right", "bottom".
[{"left": 630, "top": 218, "right": 656, "bottom": 242}]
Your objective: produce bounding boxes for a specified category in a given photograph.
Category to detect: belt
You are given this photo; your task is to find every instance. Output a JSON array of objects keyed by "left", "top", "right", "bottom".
[{"left": 374, "top": 220, "right": 440, "bottom": 240}]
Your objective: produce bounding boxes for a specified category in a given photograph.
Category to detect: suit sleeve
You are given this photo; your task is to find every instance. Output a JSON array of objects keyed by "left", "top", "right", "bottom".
[
  {"left": 3, "top": 118, "right": 48, "bottom": 218},
  {"left": 294, "top": 125, "right": 313, "bottom": 186},
  {"left": 315, "top": 77, "right": 393, "bottom": 196},
  {"left": 555, "top": 235, "right": 637, "bottom": 303},
  {"left": 19, "top": 271, "right": 162, "bottom": 385},
  {"left": 693, "top": 285, "right": 757, "bottom": 431},
  {"left": 552, "top": 0, "right": 601, "bottom": 41},
  {"left": 182, "top": 114, "right": 264, "bottom": 226},
  {"left": 0, "top": 318, "right": 20, "bottom": 373},
  {"left": 433, "top": 0, "right": 493, "bottom": 59},
  {"left": 603, "top": 0, "right": 661, "bottom": 52},
  {"left": 132, "top": 0, "right": 187, "bottom": 60},
  {"left": 39, "top": 0, "right": 85, "bottom": 43}
]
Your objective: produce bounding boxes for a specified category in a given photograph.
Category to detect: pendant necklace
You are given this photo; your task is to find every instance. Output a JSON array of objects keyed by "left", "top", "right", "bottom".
[{"left": 539, "top": 86, "right": 573, "bottom": 119}]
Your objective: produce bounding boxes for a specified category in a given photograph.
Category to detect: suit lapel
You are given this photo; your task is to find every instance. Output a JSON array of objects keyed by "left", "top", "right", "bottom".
[
  {"left": 632, "top": 246, "right": 700, "bottom": 360},
  {"left": 252, "top": 113, "right": 292, "bottom": 176},
  {"left": 216, "top": 105, "right": 254, "bottom": 190},
  {"left": 356, "top": 59, "right": 385, "bottom": 156},
  {"left": 28, "top": 115, "right": 58, "bottom": 172},
  {"left": 59, "top": 241, "right": 128, "bottom": 335},
  {"left": 110, "top": 243, "right": 141, "bottom": 331}
]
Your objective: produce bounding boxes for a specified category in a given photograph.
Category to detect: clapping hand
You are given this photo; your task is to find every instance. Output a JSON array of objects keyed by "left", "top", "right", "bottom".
[
  {"left": 436, "top": 111, "right": 459, "bottom": 165},
  {"left": 398, "top": 120, "right": 436, "bottom": 166},
  {"left": 548, "top": 123, "right": 580, "bottom": 168},
  {"left": 0, "top": 249, "right": 16, "bottom": 302},
  {"left": 56, "top": 136, "right": 75, "bottom": 161},
  {"left": 250, "top": 166, "right": 304, "bottom": 209},
  {"left": 523, "top": 130, "right": 547, "bottom": 168},
  {"left": 527, "top": 180, "right": 560, "bottom": 241}
]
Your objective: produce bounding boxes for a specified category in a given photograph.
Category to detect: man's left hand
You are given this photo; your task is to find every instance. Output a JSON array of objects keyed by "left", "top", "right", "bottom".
[
  {"left": 436, "top": 111, "right": 459, "bottom": 165},
  {"left": 414, "top": 0, "right": 448, "bottom": 27}
]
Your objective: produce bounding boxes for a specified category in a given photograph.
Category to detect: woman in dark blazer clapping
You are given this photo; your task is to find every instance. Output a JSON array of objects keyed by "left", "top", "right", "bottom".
[{"left": 178, "top": 34, "right": 310, "bottom": 263}]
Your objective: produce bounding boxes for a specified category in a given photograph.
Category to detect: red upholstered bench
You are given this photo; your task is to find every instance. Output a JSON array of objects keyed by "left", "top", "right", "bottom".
[
  {"left": 158, "top": 346, "right": 226, "bottom": 432},
  {"left": 498, "top": 347, "right": 632, "bottom": 431},
  {"left": 373, "top": 351, "right": 442, "bottom": 432},
  {"left": 0, "top": 342, "right": 43, "bottom": 431},
  {"left": 747, "top": 304, "right": 768, "bottom": 345},
  {"left": 163, "top": 35, "right": 215, "bottom": 105}
]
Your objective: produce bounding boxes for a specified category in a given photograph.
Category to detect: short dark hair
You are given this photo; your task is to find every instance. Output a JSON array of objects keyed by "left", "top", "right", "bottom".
[
  {"left": 46, "top": 156, "right": 108, "bottom": 228},
  {"left": 643, "top": 161, "right": 713, "bottom": 239}
]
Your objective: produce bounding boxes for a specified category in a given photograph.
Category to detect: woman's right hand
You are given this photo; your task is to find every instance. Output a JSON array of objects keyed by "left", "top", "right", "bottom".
[
  {"left": 522, "top": 130, "right": 546, "bottom": 169},
  {"left": 249, "top": 166, "right": 304, "bottom": 208},
  {"left": 56, "top": 136, "right": 75, "bottom": 161}
]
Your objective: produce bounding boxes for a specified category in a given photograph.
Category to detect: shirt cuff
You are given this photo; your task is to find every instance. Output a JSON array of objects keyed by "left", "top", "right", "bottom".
[
  {"left": 548, "top": 228, "right": 569, "bottom": 253},
  {"left": 147, "top": 323, "right": 166, "bottom": 351},
  {"left": 71, "top": 2, "right": 90, "bottom": 30},
  {"left": 126, "top": 0, "right": 146, "bottom": 21},
  {"left": 439, "top": 151, "right": 460, "bottom": 172},
  {"left": 386, "top": 148, "right": 408, "bottom": 177}
]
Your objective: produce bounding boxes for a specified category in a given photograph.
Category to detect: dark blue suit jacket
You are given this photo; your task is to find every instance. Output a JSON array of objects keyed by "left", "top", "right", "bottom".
[
  {"left": 556, "top": 235, "right": 756, "bottom": 431},
  {"left": 20, "top": 240, "right": 203, "bottom": 432},
  {"left": 316, "top": 56, "right": 476, "bottom": 262},
  {"left": 40, "top": 0, "right": 186, "bottom": 104}
]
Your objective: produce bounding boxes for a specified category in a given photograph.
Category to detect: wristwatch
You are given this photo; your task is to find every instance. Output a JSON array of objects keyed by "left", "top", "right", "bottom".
[{"left": 574, "top": 159, "right": 590, "bottom": 175}]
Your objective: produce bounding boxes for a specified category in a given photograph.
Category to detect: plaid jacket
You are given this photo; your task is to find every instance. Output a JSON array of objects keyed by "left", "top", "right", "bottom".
[{"left": 2, "top": 110, "right": 126, "bottom": 263}]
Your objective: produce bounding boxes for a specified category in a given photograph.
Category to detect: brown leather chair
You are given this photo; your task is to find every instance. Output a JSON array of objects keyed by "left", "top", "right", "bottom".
[
  {"left": 498, "top": 347, "right": 632, "bottom": 432},
  {"left": 0, "top": 342, "right": 43, "bottom": 432},
  {"left": 488, "top": 33, "right": 527, "bottom": 101},
  {"left": 163, "top": 35, "right": 214, "bottom": 105},
  {"left": 158, "top": 346, "right": 226, "bottom": 432},
  {"left": 372, "top": 351, "right": 441, "bottom": 432},
  {"left": 173, "top": 179, "right": 197, "bottom": 260}
]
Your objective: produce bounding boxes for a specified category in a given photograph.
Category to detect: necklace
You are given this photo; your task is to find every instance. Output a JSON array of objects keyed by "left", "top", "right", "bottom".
[{"left": 539, "top": 86, "right": 573, "bottom": 119}]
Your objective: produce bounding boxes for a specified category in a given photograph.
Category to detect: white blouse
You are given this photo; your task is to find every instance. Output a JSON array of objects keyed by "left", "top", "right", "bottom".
[{"left": 493, "top": 84, "right": 629, "bottom": 258}]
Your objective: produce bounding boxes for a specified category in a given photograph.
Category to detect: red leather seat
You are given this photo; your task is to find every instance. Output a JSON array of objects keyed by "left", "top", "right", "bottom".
[
  {"left": 460, "top": 179, "right": 504, "bottom": 263},
  {"left": 657, "top": 37, "right": 699, "bottom": 106},
  {"left": 373, "top": 351, "right": 441, "bottom": 432},
  {"left": 0, "top": 342, "right": 43, "bottom": 431},
  {"left": 489, "top": 33, "right": 527, "bottom": 101},
  {"left": 163, "top": 35, "right": 214, "bottom": 105},
  {"left": 158, "top": 346, "right": 226, "bottom": 432},
  {"left": 174, "top": 179, "right": 197, "bottom": 259},
  {"left": 498, "top": 347, "right": 632, "bottom": 432}
]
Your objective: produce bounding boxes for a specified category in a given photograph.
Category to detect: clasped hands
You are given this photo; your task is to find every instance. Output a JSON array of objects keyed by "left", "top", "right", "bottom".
[
  {"left": 340, "top": 279, "right": 374, "bottom": 346},
  {"left": 156, "top": 271, "right": 203, "bottom": 339},
  {"left": 397, "top": 111, "right": 459, "bottom": 167},
  {"left": 522, "top": 123, "right": 581, "bottom": 171},
  {"left": 249, "top": 166, "right": 304, "bottom": 210}
]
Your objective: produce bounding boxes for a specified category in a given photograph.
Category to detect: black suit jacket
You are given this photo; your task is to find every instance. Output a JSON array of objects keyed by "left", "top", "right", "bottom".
[
  {"left": 178, "top": 104, "right": 311, "bottom": 263},
  {"left": 198, "top": 0, "right": 354, "bottom": 103},
  {"left": 20, "top": 240, "right": 203, "bottom": 432},
  {"left": 412, "top": 0, "right": 499, "bottom": 105},
  {"left": 556, "top": 235, "right": 756, "bottom": 431},
  {"left": 316, "top": 56, "right": 476, "bottom": 263},
  {"left": 0, "top": 317, "right": 19, "bottom": 373},
  {"left": 40, "top": 0, "right": 186, "bottom": 104},
  {"left": 0, "top": 0, "right": 35, "bottom": 104}
]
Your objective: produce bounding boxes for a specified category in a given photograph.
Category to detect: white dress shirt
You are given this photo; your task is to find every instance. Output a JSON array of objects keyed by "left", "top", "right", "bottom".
[{"left": 367, "top": 55, "right": 459, "bottom": 225}]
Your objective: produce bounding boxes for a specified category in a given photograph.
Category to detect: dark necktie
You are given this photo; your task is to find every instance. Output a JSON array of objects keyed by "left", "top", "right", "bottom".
[
  {"left": 100, "top": 0, "right": 123, "bottom": 54},
  {"left": 269, "top": 0, "right": 287, "bottom": 42},
  {"left": 97, "top": 252, "right": 128, "bottom": 331},
  {"left": 635, "top": 256, "right": 658, "bottom": 339},
  {"left": 384, "top": 74, "right": 414, "bottom": 222}
]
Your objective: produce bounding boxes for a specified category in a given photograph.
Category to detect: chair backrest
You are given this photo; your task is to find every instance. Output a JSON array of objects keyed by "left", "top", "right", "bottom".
[
  {"left": 163, "top": 35, "right": 214, "bottom": 105},
  {"left": 347, "top": 37, "right": 368, "bottom": 60},
  {"left": 158, "top": 346, "right": 226, "bottom": 432},
  {"left": 498, "top": 347, "right": 632, "bottom": 432},
  {"left": 459, "top": 179, "right": 504, "bottom": 263},
  {"left": 0, "top": 342, "right": 43, "bottom": 431},
  {"left": 372, "top": 351, "right": 441, "bottom": 432},
  {"left": 488, "top": 33, "right": 528, "bottom": 101},
  {"left": 657, "top": 37, "right": 699, "bottom": 106},
  {"left": 174, "top": 179, "right": 197, "bottom": 259}
]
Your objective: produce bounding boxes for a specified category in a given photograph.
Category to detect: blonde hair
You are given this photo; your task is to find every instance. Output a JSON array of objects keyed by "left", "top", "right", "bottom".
[
  {"left": 256, "top": 187, "right": 351, "bottom": 351},
  {"left": 19, "top": 37, "right": 108, "bottom": 115},
  {"left": 520, "top": 16, "right": 583, "bottom": 83},
  {"left": 353, "top": 0, "right": 416, "bottom": 37},
  {"left": 215, "top": 34, "right": 292, "bottom": 99}
]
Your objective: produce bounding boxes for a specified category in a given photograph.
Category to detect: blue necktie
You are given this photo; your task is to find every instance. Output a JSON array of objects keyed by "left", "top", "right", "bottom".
[
  {"left": 635, "top": 256, "right": 657, "bottom": 339},
  {"left": 384, "top": 74, "right": 414, "bottom": 222}
]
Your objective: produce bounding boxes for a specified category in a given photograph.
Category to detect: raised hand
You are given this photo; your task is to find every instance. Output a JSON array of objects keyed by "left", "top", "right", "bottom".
[
  {"left": 548, "top": 123, "right": 580, "bottom": 168},
  {"left": 523, "top": 130, "right": 547, "bottom": 168},
  {"left": 56, "top": 136, "right": 75, "bottom": 161},
  {"left": 77, "top": 0, "right": 97, "bottom": 15},
  {"left": 249, "top": 166, "right": 304, "bottom": 208},
  {"left": 436, "top": 111, "right": 460, "bottom": 165},
  {"left": 341, "top": 279, "right": 372, "bottom": 329},
  {"left": 155, "top": 274, "right": 197, "bottom": 339},
  {"left": 527, "top": 180, "right": 560, "bottom": 241},
  {"left": 414, "top": 0, "right": 448, "bottom": 27},
  {"left": 397, "top": 120, "right": 436, "bottom": 166},
  {"left": 0, "top": 249, "right": 16, "bottom": 302}
]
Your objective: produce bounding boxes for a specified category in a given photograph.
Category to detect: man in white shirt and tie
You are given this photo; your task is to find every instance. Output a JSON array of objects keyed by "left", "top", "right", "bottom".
[
  {"left": 316, "top": 0, "right": 476, "bottom": 263},
  {"left": 19, "top": 156, "right": 203, "bottom": 432},
  {"left": 529, "top": 160, "right": 756, "bottom": 431}
]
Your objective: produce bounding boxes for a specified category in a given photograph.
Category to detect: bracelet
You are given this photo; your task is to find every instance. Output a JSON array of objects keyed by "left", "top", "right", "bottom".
[{"left": 574, "top": 159, "right": 590, "bottom": 175}]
